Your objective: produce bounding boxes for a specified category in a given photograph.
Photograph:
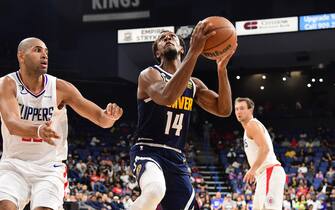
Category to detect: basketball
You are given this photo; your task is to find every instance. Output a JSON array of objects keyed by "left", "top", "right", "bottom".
[{"left": 201, "top": 16, "right": 237, "bottom": 60}]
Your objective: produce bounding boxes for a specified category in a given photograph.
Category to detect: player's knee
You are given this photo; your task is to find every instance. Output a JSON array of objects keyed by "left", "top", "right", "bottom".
[
  {"left": 144, "top": 182, "right": 166, "bottom": 203},
  {"left": 0, "top": 200, "right": 17, "bottom": 210}
]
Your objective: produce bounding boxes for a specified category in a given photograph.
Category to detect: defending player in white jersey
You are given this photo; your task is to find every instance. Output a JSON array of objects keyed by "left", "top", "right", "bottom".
[
  {"left": 234, "top": 97, "right": 286, "bottom": 210},
  {"left": 0, "top": 37, "right": 123, "bottom": 210}
]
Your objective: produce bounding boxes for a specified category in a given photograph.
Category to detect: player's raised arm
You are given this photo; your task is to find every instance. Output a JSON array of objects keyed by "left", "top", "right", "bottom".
[
  {"left": 138, "top": 21, "right": 216, "bottom": 105},
  {"left": 192, "top": 47, "right": 236, "bottom": 117},
  {"left": 0, "top": 76, "right": 59, "bottom": 141},
  {"left": 57, "top": 79, "right": 123, "bottom": 128}
]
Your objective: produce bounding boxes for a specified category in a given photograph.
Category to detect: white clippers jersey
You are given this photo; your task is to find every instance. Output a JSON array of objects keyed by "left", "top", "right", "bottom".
[
  {"left": 1, "top": 71, "right": 68, "bottom": 164},
  {"left": 243, "top": 118, "right": 280, "bottom": 174}
]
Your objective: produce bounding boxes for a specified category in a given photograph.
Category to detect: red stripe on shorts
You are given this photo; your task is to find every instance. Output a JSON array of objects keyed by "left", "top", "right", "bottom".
[
  {"left": 266, "top": 164, "right": 281, "bottom": 195},
  {"left": 63, "top": 165, "right": 69, "bottom": 197}
]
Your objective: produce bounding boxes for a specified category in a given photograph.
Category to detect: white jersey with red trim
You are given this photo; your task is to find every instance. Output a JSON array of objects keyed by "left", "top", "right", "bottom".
[
  {"left": 0, "top": 71, "right": 68, "bottom": 164},
  {"left": 243, "top": 118, "right": 280, "bottom": 174}
]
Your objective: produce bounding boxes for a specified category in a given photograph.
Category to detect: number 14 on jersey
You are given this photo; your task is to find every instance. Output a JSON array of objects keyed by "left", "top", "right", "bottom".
[{"left": 164, "top": 111, "right": 184, "bottom": 136}]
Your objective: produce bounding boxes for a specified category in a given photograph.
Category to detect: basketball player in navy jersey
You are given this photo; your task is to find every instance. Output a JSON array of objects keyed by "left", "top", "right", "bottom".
[
  {"left": 0, "top": 37, "right": 123, "bottom": 210},
  {"left": 129, "top": 21, "right": 237, "bottom": 210}
]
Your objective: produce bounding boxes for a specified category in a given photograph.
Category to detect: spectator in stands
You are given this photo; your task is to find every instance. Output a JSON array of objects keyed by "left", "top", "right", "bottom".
[
  {"left": 227, "top": 148, "right": 237, "bottom": 164},
  {"left": 294, "top": 194, "right": 307, "bottom": 209},
  {"left": 112, "top": 195, "right": 125, "bottom": 209},
  {"left": 330, "top": 189, "right": 335, "bottom": 209},
  {"left": 112, "top": 183, "right": 123, "bottom": 196},
  {"left": 202, "top": 195, "right": 211, "bottom": 210},
  {"left": 322, "top": 152, "right": 333, "bottom": 164},
  {"left": 291, "top": 137, "right": 299, "bottom": 148},
  {"left": 308, "top": 186, "right": 316, "bottom": 197},
  {"left": 283, "top": 194, "right": 292, "bottom": 210},
  {"left": 326, "top": 167, "right": 335, "bottom": 183},
  {"left": 311, "top": 138, "right": 321, "bottom": 148},
  {"left": 76, "top": 159, "right": 88, "bottom": 177},
  {"left": 222, "top": 193, "right": 237, "bottom": 210},
  {"left": 297, "top": 184, "right": 309, "bottom": 198},
  {"left": 315, "top": 171, "right": 324, "bottom": 180},
  {"left": 306, "top": 194, "right": 317, "bottom": 210},
  {"left": 298, "top": 163, "right": 308, "bottom": 174},
  {"left": 122, "top": 194, "right": 133, "bottom": 209},
  {"left": 235, "top": 195, "right": 246, "bottom": 210},
  {"left": 210, "top": 192, "right": 224, "bottom": 210},
  {"left": 285, "top": 149, "right": 297, "bottom": 159},
  {"left": 245, "top": 194, "right": 253, "bottom": 210}
]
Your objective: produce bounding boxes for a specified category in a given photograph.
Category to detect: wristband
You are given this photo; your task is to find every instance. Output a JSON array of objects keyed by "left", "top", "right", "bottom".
[{"left": 37, "top": 124, "right": 43, "bottom": 139}]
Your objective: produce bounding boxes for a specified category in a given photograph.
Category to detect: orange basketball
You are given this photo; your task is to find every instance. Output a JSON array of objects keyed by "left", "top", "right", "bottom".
[{"left": 201, "top": 16, "right": 237, "bottom": 60}]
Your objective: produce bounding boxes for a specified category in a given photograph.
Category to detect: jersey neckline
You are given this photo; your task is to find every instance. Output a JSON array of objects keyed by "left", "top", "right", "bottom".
[{"left": 16, "top": 71, "right": 48, "bottom": 98}]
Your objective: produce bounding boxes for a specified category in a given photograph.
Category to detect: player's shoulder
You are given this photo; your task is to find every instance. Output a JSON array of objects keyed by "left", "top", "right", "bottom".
[
  {"left": 246, "top": 119, "right": 263, "bottom": 133},
  {"left": 138, "top": 66, "right": 162, "bottom": 83},
  {"left": 56, "top": 78, "right": 75, "bottom": 91},
  {"left": 0, "top": 75, "right": 17, "bottom": 96},
  {"left": 1, "top": 75, "right": 16, "bottom": 87},
  {"left": 245, "top": 119, "right": 259, "bottom": 130},
  {"left": 56, "top": 78, "right": 68, "bottom": 86},
  {"left": 140, "top": 66, "right": 158, "bottom": 76},
  {"left": 247, "top": 118, "right": 258, "bottom": 127}
]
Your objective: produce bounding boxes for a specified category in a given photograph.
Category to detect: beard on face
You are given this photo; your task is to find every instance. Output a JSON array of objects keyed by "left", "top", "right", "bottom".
[{"left": 163, "top": 47, "right": 178, "bottom": 61}]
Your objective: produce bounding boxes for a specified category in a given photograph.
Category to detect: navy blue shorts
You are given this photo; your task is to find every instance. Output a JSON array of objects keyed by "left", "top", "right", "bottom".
[{"left": 130, "top": 144, "right": 195, "bottom": 210}]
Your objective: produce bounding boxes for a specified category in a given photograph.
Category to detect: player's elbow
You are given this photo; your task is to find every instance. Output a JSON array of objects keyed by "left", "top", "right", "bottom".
[
  {"left": 217, "top": 106, "right": 232, "bottom": 117},
  {"left": 99, "top": 123, "right": 111, "bottom": 129}
]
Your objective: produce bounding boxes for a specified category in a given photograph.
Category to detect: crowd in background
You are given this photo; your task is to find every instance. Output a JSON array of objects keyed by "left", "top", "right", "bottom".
[{"left": 1, "top": 115, "right": 335, "bottom": 209}]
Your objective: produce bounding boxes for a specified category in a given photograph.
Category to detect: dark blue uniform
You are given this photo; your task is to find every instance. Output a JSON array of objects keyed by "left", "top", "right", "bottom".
[{"left": 130, "top": 65, "right": 196, "bottom": 210}]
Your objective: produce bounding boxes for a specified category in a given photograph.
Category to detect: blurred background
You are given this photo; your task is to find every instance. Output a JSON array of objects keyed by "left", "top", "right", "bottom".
[{"left": 0, "top": 0, "right": 335, "bottom": 209}]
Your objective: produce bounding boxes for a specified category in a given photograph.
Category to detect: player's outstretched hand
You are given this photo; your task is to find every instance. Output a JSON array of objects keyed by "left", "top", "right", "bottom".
[
  {"left": 216, "top": 43, "right": 237, "bottom": 72},
  {"left": 39, "top": 121, "right": 60, "bottom": 146},
  {"left": 105, "top": 103, "right": 123, "bottom": 121}
]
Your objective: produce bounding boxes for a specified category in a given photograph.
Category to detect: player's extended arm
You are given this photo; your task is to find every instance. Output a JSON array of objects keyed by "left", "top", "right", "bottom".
[
  {"left": 138, "top": 21, "right": 216, "bottom": 105},
  {"left": 0, "top": 76, "right": 59, "bottom": 140},
  {"left": 193, "top": 47, "right": 236, "bottom": 117},
  {"left": 246, "top": 121, "right": 270, "bottom": 172},
  {"left": 57, "top": 79, "right": 123, "bottom": 128}
]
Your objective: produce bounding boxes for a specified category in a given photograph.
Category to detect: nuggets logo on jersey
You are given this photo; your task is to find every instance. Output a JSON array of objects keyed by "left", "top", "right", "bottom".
[{"left": 167, "top": 96, "right": 193, "bottom": 111}]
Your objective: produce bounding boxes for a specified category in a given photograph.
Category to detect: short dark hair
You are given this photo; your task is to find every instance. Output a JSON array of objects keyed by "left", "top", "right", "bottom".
[
  {"left": 152, "top": 30, "right": 186, "bottom": 64},
  {"left": 235, "top": 97, "right": 255, "bottom": 109}
]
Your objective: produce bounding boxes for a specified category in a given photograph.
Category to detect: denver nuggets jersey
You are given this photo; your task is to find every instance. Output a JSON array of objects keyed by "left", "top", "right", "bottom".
[
  {"left": 0, "top": 71, "right": 68, "bottom": 164},
  {"left": 243, "top": 118, "right": 280, "bottom": 174},
  {"left": 136, "top": 65, "right": 196, "bottom": 152}
]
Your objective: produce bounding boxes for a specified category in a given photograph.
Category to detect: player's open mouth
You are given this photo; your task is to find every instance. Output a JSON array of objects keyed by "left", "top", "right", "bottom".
[{"left": 41, "top": 60, "right": 48, "bottom": 68}]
